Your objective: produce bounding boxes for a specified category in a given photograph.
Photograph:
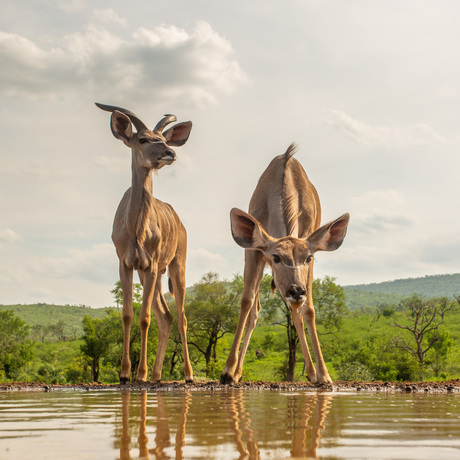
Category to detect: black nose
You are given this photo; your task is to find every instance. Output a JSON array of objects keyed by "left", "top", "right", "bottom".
[
  {"left": 165, "top": 149, "right": 176, "bottom": 159},
  {"left": 287, "top": 285, "right": 306, "bottom": 301}
]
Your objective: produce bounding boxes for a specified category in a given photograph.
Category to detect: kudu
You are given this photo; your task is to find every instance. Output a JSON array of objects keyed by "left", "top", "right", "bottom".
[
  {"left": 221, "top": 144, "right": 349, "bottom": 384},
  {"left": 96, "top": 103, "right": 193, "bottom": 383}
]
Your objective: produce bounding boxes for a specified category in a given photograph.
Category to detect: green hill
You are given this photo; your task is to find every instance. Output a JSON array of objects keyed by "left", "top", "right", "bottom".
[
  {"left": 0, "top": 303, "right": 109, "bottom": 338},
  {"left": 2, "top": 273, "right": 459, "bottom": 332},
  {"left": 344, "top": 273, "right": 460, "bottom": 309}
]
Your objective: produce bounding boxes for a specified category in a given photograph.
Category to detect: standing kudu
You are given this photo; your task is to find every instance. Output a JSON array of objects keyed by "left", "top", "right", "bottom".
[
  {"left": 221, "top": 144, "right": 349, "bottom": 384},
  {"left": 96, "top": 103, "right": 193, "bottom": 383}
]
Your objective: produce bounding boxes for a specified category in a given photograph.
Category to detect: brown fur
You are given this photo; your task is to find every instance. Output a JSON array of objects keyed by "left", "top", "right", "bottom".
[
  {"left": 221, "top": 144, "right": 349, "bottom": 385},
  {"left": 97, "top": 103, "right": 193, "bottom": 384}
]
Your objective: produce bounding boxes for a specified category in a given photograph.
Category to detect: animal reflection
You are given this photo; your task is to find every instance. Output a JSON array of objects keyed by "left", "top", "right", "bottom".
[
  {"left": 225, "top": 391, "right": 260, "bottom": 459},
  {"left": 116, "top": 390, "right": 331, "bottom": 459},
  {"left": 118, "top": 390, "right": 191, "bottom": 460},
  {"left": 225, "top": 391, "right": 332, "bottom": 459},
  {"left": 290, "top": 394, "right": 332, "bottom": 458}
]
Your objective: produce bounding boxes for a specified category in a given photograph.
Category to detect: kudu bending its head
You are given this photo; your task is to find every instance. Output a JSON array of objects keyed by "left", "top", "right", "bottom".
[
  {"left": 96, "top": 102, "right": 193, "bottom": 383},
  {"left": 221, "top": 144, "right": 349, "bottom": 384}
]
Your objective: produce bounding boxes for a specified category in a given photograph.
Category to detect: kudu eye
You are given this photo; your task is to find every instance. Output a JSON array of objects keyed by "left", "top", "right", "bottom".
[
  {"left": 272, "top": 254, "right": 281, "bottom": 264},
  {"left": 139, "top": 138, "right": 149, "bottom": 144},
  {"left": 306, "top": 255, "right": 313, "bottom": 264}
]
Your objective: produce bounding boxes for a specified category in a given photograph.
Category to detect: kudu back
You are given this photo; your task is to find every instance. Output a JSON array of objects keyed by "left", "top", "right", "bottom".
[
  {"left": 96, "top": 103, "right": 193, "bottom": 383},
  {"left": 221, "top": 144, "right": 349, "bottom": 384}
]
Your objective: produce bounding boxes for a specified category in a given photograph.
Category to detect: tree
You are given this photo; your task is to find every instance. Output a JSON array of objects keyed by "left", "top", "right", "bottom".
[
  {"left": 392, "top": 295, "right": 457, "bottom": 380},
  {"left": 186, "top": 272, "right": 242, "bottom": 377},
  {"left": 80, "top": 315, "right": 110, "bottom": 382},
  {"left": 259, "top": 274, "right": 348, "bottom": 381},
  {"left": 312, "top": 276, "right": 348, "bottom": 334},
  {"left": 48, "top": 320, "right": 67, "bottom": 342},
  {"left": 0, "top": 310, "right": 33, "bottom": 380}
]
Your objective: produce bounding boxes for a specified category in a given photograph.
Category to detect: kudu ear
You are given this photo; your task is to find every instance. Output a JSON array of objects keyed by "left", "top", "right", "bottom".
[
  {"left": 230, "top": 208, "right": 271, "bottom": 251},
  {"left": 110, "top": 111, "right": 133, "bottom": 146},
  {"left": 163, "top": 121, "right": 193, "bottom": 147},
  {"left": 307, "top": 213, "right": 350, "bottom": 253}
]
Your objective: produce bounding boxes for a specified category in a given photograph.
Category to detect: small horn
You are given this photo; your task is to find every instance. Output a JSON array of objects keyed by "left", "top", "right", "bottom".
[
  {"left": 154, "top": 114, "right": 177, "bottom": 133},
  {"left": 95, "top": 102, "right": 148, "bottom": 132}
]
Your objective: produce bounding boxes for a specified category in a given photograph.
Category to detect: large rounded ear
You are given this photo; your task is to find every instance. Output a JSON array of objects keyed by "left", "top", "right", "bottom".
[
  {"left": 110, "top": 110, "right": 133, "bottom": 146},
  {"left": 307, "top": 213, "right": 350, "bottom": 253},
  {"left": 230, "top": 208, "right": 272, "bottom": 250},
  {"left": 163, "top": 121, "right": 192, "bottom": 146}
]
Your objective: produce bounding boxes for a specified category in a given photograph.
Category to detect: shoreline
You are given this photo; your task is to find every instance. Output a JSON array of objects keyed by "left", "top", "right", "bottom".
[{"left": 1, "top": 379, "right": 460, "bottom": 393}]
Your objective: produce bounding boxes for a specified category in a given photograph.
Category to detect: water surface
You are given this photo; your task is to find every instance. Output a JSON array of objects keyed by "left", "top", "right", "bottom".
[{"left": 1, "top": 389, "right": 459, "bottom": 459}]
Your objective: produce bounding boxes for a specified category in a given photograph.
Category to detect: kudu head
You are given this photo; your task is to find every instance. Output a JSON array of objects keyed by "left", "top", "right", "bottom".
[
  {"left": 230, "top": 208, "right": 350, "bottom": 308},
  {"left": 95, "top": 103, "right": 192, "bottom": 170}
]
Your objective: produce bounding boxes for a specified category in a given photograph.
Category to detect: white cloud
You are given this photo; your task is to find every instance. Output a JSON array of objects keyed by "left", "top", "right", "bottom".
[
  {"left": 0, "top": 228, "right": 23, "bottom": 245},
  {"left": 323, "top": 109, "right": 444, "bottom": 148},
  {"left": 30, "top": 243, "right": 117, "bottom": 284},
  {"left": 0, "top": 21, "right": 247, "bottom": 107},
  {"left": 349, "top": 190, "right": 417, "bottom": 236},
  {"left": 93, "top": 8, "right": 127, "bottom": 27},
  {"left": 56, "top": 0, "right": 85, "bottom": 12},
  {"left": 186, "top": 247, "right": 228, "bottom": 284}
]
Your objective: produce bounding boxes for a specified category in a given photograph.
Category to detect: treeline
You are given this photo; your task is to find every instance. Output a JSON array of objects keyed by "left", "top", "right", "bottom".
[
  {"left": 1, "top": 273, "right": 460, "bottom": 384},
  {"left": 344, "top": 273, "right": 460, "bottom": 308}
]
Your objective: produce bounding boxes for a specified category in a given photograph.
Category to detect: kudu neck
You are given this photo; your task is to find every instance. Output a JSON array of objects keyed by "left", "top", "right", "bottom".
[{"left": 131, "top": 155, "right": 154, "bottom": 195}]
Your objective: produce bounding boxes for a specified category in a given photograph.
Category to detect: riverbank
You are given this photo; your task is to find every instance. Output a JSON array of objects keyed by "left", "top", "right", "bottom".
[{"left": 1, "top": 379, "right": 460, "bottom": 393}]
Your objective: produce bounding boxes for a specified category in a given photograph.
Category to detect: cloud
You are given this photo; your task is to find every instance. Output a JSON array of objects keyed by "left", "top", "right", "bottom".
[
  {"left": 56, "top": 0, "right": 85, "bottom": 12},
  {"left": 0, "top": 228, "right": 23, "bottom": 246},
  {"left": 323, "top": 109, "right": 444, "bottom": 148},
  {"left": 0, "top": 20, "right": 247, "bottom": 107},
  {"left": 29, "top": 243, "right": 117, "bottom": 284},
  {"left": 186, "top": 247, "right": 228, "bottom": 283},
  {"left": 93, "top": 8, "right": 127, "bottom": 26},
  {"left": 349, "top": 190, "right": 417, "bottom": 237}
]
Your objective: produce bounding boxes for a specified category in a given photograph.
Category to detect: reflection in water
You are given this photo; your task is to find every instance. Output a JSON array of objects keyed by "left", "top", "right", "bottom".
[
  {"left": 119, "top": 390, "right": 192, "bottom": 460},
  {"left": 117, "top": 390, "right": 332, "bottom": 459},
  {"left": 290, "top": 393, "right": 331, "bottom": 458},
  {"left": 1, "top": 390, "right": 460, "bottom": 459},
  {"left": 226, "top": 390, "right": 260, "bottom": 459}
]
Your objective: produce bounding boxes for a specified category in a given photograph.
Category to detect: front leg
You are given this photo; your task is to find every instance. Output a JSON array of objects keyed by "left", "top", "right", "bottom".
[
  {"left": 290, "top": 306, "right": 317, "bottom": 384},
  {"left": 137, "top": 269, "right": 157, "bottom": 382},
  {"left": 120, "top": 262, "right": 134, "bottom": 384},
  {"left": 302, "top": 301, "right": 332, "bottom": 384},
  {"left": 221, "top": 251, "right": 264, "bottom": 384}
]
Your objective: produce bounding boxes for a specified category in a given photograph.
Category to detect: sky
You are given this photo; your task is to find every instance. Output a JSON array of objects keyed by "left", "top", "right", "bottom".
[{"left": 1, "top": 0, "right": 459, "bottom": 308}]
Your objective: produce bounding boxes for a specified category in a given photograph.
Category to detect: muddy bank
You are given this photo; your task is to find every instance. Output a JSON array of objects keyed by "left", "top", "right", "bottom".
[{"left": 1, "top": 379, "right": 460, "bottom": 393}]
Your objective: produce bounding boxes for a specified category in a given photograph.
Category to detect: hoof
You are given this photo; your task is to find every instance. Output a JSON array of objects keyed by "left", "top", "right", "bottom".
[
  {"left": 120, "top": 377, "right": 130, "bottom": 385},
  {"left": 220, "top": 374, "right": 235, "bottom": 385},
  {"left": 185, "top": 379, "right": 194, "bottom": 384}
]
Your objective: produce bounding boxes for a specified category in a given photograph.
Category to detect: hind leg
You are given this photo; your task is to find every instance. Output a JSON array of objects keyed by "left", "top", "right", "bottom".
[{"left": 169, "top": 250, "right": 193, "bottom": 382}]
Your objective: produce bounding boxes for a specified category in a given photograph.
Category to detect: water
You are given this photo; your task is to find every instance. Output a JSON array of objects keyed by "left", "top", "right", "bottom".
[{"left": 1, "top": 389, "right": 459, "bottom": 459}]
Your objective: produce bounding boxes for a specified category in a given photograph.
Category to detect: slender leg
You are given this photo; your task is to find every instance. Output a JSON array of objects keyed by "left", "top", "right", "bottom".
[
  {"left": 120, "top": 262, "right": 134, "bottom": 384},
  {"left": 302, "top": 302, "right": 331, "bottom": 384},
  {"left": 137, "top": 269, "right": 157, "bottom": 382},
  {"left": 169, "top": 251, "right": 194, "bottom": 383},
  {"left": 221, "top": 250, "right": 265, "bottom": 384},
  {"left": 302, "top": 267, "right": 331, "bottom": 384},
  {"left": 290, "top": 307, "right": 317, "bottom": 383},
  {"left": 233, "top": 295, "right": 261, "bottom": 382},
  {"left": 150, "top": 280, "right": 173, "bottom": 382}
]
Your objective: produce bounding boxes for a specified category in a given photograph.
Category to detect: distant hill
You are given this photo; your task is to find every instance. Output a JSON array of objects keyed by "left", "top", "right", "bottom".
[
  {"left": 3, "top": 273, "right": 459, "bottom": 331},
  {"left": 0, "top": 303, "right": 110, "bottom": 338},
  {"left": 343, "top": 273, "right": 460, "bottom": 309}
]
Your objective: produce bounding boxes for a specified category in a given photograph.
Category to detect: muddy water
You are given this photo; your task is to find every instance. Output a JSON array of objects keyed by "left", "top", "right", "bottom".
[{"left": 1, "top": 390, "right": 460, "bottom": 459}]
